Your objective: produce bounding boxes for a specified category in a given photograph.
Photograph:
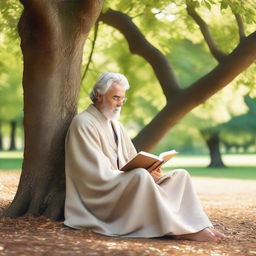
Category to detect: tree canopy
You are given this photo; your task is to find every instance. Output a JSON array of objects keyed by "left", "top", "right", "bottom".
[{"left": 1, "top": 0, "right": 256, "bottom": 152}]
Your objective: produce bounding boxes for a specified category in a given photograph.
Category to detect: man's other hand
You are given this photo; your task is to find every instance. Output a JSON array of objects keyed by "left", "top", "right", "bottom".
[{"left": 150, "top": 168, "right": 163, "bottom": 181}]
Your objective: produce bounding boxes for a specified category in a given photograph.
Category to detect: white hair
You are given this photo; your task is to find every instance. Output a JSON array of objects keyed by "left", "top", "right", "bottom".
[{"left": 89, "top": 72, "right": 130, "bottom": 103}]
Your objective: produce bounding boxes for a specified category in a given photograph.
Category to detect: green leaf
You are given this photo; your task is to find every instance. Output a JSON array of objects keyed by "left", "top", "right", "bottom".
[
  {"left": 220, "top": 1, "right": 229, "bottom": 10},
  {"left": 205, "top": 1, "right": 211, "bottom": 10}
]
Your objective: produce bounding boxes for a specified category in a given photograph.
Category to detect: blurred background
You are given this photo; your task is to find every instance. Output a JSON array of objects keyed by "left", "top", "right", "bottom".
[{"left": 0, "top": 0, "right": 255, "bottom": 175}]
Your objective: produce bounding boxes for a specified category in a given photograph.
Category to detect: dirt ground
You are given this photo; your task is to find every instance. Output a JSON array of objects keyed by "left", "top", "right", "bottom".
[{"left": 0, "top": 170, "right": 256, "bottom": 256}]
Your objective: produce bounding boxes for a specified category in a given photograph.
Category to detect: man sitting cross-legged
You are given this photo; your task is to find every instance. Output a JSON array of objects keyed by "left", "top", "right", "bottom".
[{"left": 64, "top": 72, "right": 226, "bottom": 241}]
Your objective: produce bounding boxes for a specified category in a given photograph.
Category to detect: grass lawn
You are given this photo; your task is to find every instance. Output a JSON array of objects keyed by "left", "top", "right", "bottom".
[
  {"left": 0, "top": 151, "right": 23, "bottom": 170},
  {"left": 163, "top": 154, "right": 256, "bottom": 180},
  {"left": 161, "top": 153, "right": 256, "bottom": 180},
  {"left": 169, "top": 166, "right": 256, "bottom": 180},
  {"left": 0, "top": 158, "right": 23, "bottom": 170}
]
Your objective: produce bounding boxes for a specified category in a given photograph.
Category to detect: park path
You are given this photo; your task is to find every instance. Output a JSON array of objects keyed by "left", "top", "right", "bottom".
[{"left": 0, "top": 170, "right": 256, "bottom": 256}]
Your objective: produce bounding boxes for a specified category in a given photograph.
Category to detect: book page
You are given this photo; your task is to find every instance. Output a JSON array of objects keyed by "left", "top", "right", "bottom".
[
  {"left": 159, "top": 149, "right": 179, "bottom": 163},
  {"left": 139, "top": 151, "right": 162, "bottom": 161},
  {"left": 120, "top": 152, "right": 161, "bottom": 172}
]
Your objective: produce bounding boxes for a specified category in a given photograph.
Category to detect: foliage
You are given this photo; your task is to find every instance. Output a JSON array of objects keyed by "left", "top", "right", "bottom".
[
  {"left": 1, "top": 0, "right": 256, "bottom": 153},
  {"left": 0, "top": 0, "right": 22, "bottom": 39},
  {"left": 219, "top": 96, "right": 256, "bottom": 149},
  {"left": 0, "top": 30, "right": 23, "bottom": 150},
  {"left": 153, "top": 40, "right": 253, "bottom": 153},
  {"left": 221, "top": 96, "right": 256, "bottom": 133},
  {"left": 79, "top": 23, "right": 166, "bottom": 136},
  {"left": 0, "top": 1, "right": 23, "bottom": 129},
  {"left": 166, "top": 39, "right": 217, "bottom": 87},
  {"left": 0, "top": 34, "right": 23, "bottom": 123},
  {"left": 79, "top": 0, "right": 256, "bottom": 153}
]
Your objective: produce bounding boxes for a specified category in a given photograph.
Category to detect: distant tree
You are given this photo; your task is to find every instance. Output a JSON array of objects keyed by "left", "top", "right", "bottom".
[
  {"left": 220, "top": 95, "right": 256, "bottom": 153},
  {"left": 0, "top": 34, "right": 23, "bottom": 151},
  {"left": 8, "top": 114, "right": 23, "bottom": 151}
]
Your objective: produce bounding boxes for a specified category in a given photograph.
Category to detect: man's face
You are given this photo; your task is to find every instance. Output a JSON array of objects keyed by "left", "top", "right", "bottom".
[{"left": 98, "top": 82, "right": 126, "bottom": 120}]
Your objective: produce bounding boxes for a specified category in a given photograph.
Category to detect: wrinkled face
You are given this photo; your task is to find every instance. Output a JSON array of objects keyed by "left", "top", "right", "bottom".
[{"left": 96, "top": 82, "right": 126, "bottom": 120}]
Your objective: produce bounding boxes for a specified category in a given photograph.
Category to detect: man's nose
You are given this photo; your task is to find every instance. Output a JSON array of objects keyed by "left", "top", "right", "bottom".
[{"left": 116, "top": 101, "right": 123, "bottom": 107}]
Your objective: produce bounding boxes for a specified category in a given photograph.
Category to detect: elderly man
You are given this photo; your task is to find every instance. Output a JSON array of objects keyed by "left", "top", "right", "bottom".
[{"left": 64, "top": 72, "right": 225, "bottom": 241}]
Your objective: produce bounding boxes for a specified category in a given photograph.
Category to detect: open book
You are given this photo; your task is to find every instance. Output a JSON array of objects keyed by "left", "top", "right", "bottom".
[{"left": 120, "top": 149, "right": 178, "bottom": 172}]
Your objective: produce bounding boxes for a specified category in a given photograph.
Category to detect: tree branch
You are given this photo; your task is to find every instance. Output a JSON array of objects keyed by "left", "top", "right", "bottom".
[
  {"left": 184, "top": 31, "right": 256, "bottom": 104},
  {"left": 98, "top": 6, "right": 256, "bottom": 152},
  {"left": 19, "top": 0, "right": 50, "bottom": 20},
  {"left": 81, "top": 21, "right": 99, "bottom": 82},
  {"left": 78, "top": 0, "right": 104, "bottom": 34},
  {"left": 18, "top": 0, "right": 61, "bottom": 50},
  {"left": 133, "top": 31, "right": 256, "bottom": 151},
  {"left": 99, "top": 9, "right": 181, "bottom": 99},
  {"left": 234, "top": 13, "right": 246, "bottom": 41},
  {"left": 186, "top": 2, "right": 226, "bottom": 62},
  {"left": 19, "top": 0, "right": 58, "bottom": 36}
]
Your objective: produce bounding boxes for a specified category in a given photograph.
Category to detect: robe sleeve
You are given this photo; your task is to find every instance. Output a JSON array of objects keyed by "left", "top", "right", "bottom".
[{"left": 65, "top": 117, "right": 120, "bottom": 190}]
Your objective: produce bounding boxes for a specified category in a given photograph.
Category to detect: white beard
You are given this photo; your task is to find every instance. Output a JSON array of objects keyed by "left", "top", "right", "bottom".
[{"left": 100, "top": 100, "right": 121, "bottom": 121}]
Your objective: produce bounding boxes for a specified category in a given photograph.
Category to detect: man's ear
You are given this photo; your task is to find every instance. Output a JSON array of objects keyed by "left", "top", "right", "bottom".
[{"left": 95, "top": 92, "right": 103, "bottom": 103}]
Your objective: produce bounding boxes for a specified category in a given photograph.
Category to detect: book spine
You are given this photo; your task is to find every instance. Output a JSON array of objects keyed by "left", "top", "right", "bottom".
[
  {"left": 154, "top": 160, "right": 164, "bottom": 170},
  {"left": 147, "top": 160, "right": 164, "bottom": 172}
]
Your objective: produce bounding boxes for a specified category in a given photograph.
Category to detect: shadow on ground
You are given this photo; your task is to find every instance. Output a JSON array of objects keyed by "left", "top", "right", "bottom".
[{"left": 0, "top": 172, "right": 256, "bottom": 256}]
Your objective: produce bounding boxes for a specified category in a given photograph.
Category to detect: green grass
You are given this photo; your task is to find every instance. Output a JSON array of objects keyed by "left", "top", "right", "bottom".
[
  {"left": 0, "top": 158, "right": 23, "bottom": 170},
  {"left": 0, "top": 151, "right": 23, "bottom": 170},
  {"left": 163, "top": 154, "right": 256, "bottom": 180},
  {"left": 175, "top": 167, "right": 256, "bottom": 180}
]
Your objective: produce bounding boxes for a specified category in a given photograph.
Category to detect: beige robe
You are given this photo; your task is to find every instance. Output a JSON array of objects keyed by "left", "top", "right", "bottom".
[{"left": 64, "top": 104, "right": 212, "bottom": 237}]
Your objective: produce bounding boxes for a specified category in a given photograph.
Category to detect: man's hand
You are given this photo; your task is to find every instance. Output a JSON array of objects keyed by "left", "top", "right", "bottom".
[
  {"left": 150, "top": 168, "right": 163, "bottom": 182},
  {"left": 147, "top": 161, "right": 161, "bottom": 173}
]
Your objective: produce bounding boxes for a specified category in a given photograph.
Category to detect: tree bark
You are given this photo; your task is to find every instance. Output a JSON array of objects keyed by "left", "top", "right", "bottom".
[
  {"left": 201, "top": 131, "right": 226, "bottom": 168},
  {"left": 3, "top": 0, "right": 103, "bottom": 220},
  {"left": 8, "top": 120, "right": 17, "bottom": 151},
  {"left": 100, "top": 9, "right": 256, "bottom": 152}
]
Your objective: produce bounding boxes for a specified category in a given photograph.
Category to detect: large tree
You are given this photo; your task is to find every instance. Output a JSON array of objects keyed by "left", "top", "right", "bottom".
[
  {"left": 220, "top": 95, "right": 256, "bottom": 152},
  {"left": 3, "top": 0, "right": 103, "bottom": 219},
  {"left": 2, "top": 0, "right": 256, "bottom": 219}
]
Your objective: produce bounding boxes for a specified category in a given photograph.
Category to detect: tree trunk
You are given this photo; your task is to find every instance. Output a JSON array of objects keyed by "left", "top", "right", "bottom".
[
  {"left": 8, "top": 120, "right": 17, "bottom": 151},
  {"left": 3, "top": 0, "right": 103, "bottom": 220},
  {"left": 0, "top": 121, "right": 3, "bottom": 151},
  {"left": 201, "top": 131, "right": 226, "bottom": 168},
  {"left": 222, "top": 141, "right": 232, "bottom": 153}
]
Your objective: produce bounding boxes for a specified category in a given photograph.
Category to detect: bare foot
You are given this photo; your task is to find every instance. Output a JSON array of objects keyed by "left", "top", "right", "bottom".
[
  {"left": 209, "top": 227, "right": 226, "bottom": 239},
  {"left": 173, "top": 227, "right": 219, "bottom": 242}
]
